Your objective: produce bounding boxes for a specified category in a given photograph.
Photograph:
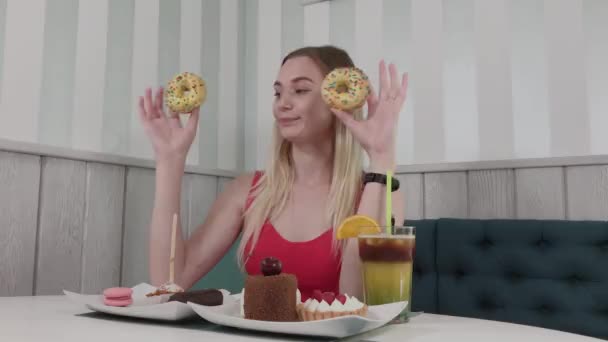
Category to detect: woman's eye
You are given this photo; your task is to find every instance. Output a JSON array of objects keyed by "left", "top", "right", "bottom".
[{"left": 295, "top": 89, "right": 310, "bottom": 94}]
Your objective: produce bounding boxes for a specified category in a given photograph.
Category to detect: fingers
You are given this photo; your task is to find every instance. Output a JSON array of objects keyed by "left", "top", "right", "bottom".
[
  {"left": 167, "top": 111, "right": 182, "bottom": 128},
  {"left": 366, "top": 85, "right": 379, "bottom": 118},
  {"left": 153, "top": 87, "right": 165, "bottom": 119},
  {"left": 330, "top": 108, "right": 365, "bottom": 137},
  {"left": 389, "top": 63, "right": 400, "bottom": 98},
  {"left": 378, "top": 60, "right": 389, "bottom": 99},
  {"left": 185, "top": 106, "right": 200, "bottom": 134},
  {"left": 138, "top": 96, "right": 148, "bottom": 122},
  {"left": 144, "top": 88, "right": 157, "bottom": 118},
  {"left": 399, "top": 73, "right": 409, "bottom": 104}
]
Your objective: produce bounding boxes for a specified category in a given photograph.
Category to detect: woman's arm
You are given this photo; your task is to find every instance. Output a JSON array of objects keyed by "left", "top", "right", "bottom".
[
  {"left": 339, "top": 161, "right": 405, "bottom": 298},
  {"left": 149, "top": 164, "right": 254, "bottom": 290}
]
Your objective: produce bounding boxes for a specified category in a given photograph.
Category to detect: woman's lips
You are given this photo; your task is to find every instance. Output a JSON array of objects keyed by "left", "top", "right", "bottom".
[{"left": 277, "top": 117, "right": 300, "bottom": 125}]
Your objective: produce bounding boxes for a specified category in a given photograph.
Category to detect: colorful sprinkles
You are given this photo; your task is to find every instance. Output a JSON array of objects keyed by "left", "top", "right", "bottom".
[
  {"left": 166, "top": 72, "right": 207, "bottom": 113},
  {"left": 321, "top": 67, "right": 370, "bottom": 112}
]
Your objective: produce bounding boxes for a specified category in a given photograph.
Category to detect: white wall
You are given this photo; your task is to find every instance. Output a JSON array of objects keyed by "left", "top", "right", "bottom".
[
  {"left": 244, "top": 0, "right": 608, "bottom": 170},
  {"left": 0, "top": 0, "right": 244, "bottom": 170}
]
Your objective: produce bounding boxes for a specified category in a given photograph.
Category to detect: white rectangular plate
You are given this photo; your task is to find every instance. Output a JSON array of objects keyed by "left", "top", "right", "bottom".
[
  {"left": 188, "top": 293, "right": 407, "bottom": 338},
  {"left": 64, "top": 283, "right": 233, "bottom": 321}
]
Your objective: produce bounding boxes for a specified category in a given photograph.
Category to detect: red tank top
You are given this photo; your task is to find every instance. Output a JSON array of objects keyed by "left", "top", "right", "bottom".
[{"left": 243, "top": 172, "right": 341, "bottom": 302}]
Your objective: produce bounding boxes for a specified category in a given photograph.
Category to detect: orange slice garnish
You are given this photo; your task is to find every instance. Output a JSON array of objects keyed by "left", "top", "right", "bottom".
[{"left": 336, "top": 215, "right": 381, "bottom": 240}]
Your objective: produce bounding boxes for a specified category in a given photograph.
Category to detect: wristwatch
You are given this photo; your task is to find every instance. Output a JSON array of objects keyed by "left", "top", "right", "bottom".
[{"left": 363, "top": 172, "right": 400, "bottom": 192}]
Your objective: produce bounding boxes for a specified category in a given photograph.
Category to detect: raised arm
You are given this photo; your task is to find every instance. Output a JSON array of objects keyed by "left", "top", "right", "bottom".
[{"left": 138, "top": 86, "right": 253, "bottom": 289}]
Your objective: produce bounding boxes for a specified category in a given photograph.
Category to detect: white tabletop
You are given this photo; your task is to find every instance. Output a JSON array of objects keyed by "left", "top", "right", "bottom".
[{"left": 0, "top": 295, "right": 602, "bottom": 342}]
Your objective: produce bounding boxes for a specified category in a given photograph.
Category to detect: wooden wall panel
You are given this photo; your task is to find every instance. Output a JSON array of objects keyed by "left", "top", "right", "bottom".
[
  {"left": 468, "top": 170, "right": 515, "bottom": 218},
  {"left": 424, "top": 172, "right": 468, "bottom": 219},
  {"left": 0, "top": 152, "right": 40, "bottom": 296},
  {"left": 515, "top": 167, "right": 566, "bottom": 219},
  {"left": 566, "top": 165, "right": 608, "bottom": 220},
  {"left": 121, "top": 167, "right": 155, "bottom": 287},
  {"left": 396, "top": 173, "right": 424, "bottom": 221},
  {"left": 35, "top": 158, "right": 86, "bottom": 295},
  {"left": 80, "top": 163, "right": 125, "bottom": 294},
  {"left": 184, "top": 174, "right": 219, "bottom": 237}
]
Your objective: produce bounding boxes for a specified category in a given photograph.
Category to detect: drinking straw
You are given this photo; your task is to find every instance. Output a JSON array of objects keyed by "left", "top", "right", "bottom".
[
  {"left": 169, "top": 213, "right": 178, "bottom": 283},
  {"left": 386, "top": 171, "right": 392, "bottom": 235}
]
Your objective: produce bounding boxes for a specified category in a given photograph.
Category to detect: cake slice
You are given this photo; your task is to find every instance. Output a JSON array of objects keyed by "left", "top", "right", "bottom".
[{"left": 297, "top": 290, "right": 368, "bottom": 321}]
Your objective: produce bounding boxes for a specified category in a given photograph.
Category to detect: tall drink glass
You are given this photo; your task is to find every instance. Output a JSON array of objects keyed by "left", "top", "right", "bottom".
[{"left": 358, "top": 226, "right": 415, "bottom": 323}]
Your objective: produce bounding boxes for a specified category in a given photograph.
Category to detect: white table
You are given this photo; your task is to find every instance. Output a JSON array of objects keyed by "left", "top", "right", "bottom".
[{"left": 0, "top": 295, "right": 602, "bottom": 342}]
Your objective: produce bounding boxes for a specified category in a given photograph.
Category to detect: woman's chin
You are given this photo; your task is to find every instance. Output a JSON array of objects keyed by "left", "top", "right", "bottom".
[{"left": 278, "top": 126, "right": 304, "bottom": 141}]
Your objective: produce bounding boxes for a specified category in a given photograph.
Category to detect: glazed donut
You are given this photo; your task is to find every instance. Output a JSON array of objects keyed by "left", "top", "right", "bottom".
[
  {"left": 321, "top": 67, "right": 370, "bottom": 111},
  {"left": 165, "top": 72, "right": 207, "bottom": 113}
]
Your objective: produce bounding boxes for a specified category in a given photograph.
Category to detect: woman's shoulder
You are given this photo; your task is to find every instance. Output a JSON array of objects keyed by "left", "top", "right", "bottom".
[{"left": 222, "top": 171, "right": 258, "bottom": 194}]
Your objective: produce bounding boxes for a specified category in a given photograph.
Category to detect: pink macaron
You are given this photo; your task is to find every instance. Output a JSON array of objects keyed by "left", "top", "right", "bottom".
[{"left": 103, "top": 287, "right": 133, "bottom": 307}]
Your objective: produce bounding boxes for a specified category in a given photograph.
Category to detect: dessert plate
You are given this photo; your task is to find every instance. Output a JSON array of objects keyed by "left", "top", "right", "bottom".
[
  {"left": 64, "top": 283, "right": 234, "bottom": 321},
  {"left": 188, "top": 292, "right": 407, "bottom": 339}
]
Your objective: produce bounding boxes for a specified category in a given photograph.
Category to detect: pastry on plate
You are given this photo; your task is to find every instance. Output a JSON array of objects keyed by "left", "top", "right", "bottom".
[
  {"left": 297, "top": 290, "right": 367, "bottom": 321},
  {"left": 242, "top": 257, "right": 301, "bottom": 322},
  {"left": 169, "top": 289, "right": 224, "bottom": 306}
]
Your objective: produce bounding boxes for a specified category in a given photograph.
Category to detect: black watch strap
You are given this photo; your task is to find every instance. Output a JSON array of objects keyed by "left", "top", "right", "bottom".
[{"left": 363, "top": 172, "right": 400, "bottom": 192}]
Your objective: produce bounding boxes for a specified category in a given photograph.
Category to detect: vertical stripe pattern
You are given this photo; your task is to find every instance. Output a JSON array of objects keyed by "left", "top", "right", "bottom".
[
  {"left": 0, "top": 0, "right": 46, "bottom": 142},
  {"left": 411, "top": 0, "right": 445, "bottom": 163},
  {"left": 101, "top": 0, "right": 134, "bottom": 156},
  {"left": 38, "top": 0, "right": 78, "bottom": 148},
  {"left": 475, "top": 0, "right": 514, "bottom": 160},
  {"left": 179, "top": 0, "right": 202, "bottom": 166},
  {"left": 304, "top": 1, "right": 330, "bottom": 46},
  {"left": 129, "top": 0, "right": 159, "bottom": 160},
  {"left": 72, "top": 0, "right": 109, "bottom": 152},
  {"left": 545, "top": 0, "right": 590, "bottom": 157},
  {"left": 198, "top": 0, "right": 220, "bottom": 168},
  {"left": 256, "top": 0, "right": 282, "bottom": 170},
  {"left": 218, "top": 0, "right": 239, "bottom": 170},
  {"left": 510, "top": 0, "right": 550, "bottom": 158},
  {"left": 0, "top": 0, "right": 606, "bottom": 171},
  {"left": 442, "top": 0, "right": 479, "bottom": 162},
  {"left": 584, "top": 0, "right": 608, "bottom": 155}
]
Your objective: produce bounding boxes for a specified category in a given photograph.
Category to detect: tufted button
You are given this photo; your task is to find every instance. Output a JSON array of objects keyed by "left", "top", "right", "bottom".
[
  {"left": 454, "top": 269, "right": 466, "bottom": 279},
  {"left": 506, "top": 270, "right": 522, "bottom": 283},
  {"left": 479, "top": 298, "right": 500, "bottom": 311},
  {"left": 477, "top": 236, "right": 493, "bottom": 250},
  {"left": 535, "top": 237, "right": 551, "bottom": 249},
  {"left": 536, "top": 304, "right": 555, "bottom": 315},
  {"left": 596, "top": 240, "right": 608, "bottom": 252},
  {"left": 565, "top": 274, "right": 586, "bottom": 286}
]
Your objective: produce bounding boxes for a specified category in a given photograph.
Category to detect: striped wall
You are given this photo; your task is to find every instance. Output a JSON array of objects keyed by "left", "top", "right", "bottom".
[
  {"left": 0, "top": 0, "right": 244, "bottom": 170},
  {"left": 0, "top": 146, "right": 236, "bottom": 296},
  {"left": 245, "top": 0, "right": 608, "bottom": 170},
  {"left": 2, "top": 143, "right": 608, "bottom": 296}
]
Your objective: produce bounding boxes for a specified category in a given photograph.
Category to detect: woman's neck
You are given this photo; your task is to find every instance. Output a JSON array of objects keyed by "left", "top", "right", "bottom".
[{"left": 291, "top": 139, "right": 333, "bottom": 187}]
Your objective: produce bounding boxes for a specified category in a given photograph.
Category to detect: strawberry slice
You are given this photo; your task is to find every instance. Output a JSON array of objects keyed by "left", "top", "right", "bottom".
[
  {"left": 322, "top": 292, "right": 335, "bottom": 304},
  {"left": 336, "top": 294, "right": 347, "bottom": 305},
  {"left": 312, "top": 289, "right": 323, "bottom": 302}
]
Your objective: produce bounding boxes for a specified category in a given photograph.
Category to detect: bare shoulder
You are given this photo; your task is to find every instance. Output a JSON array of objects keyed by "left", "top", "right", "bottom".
[{"left": 217, "top": 171, "right": 257, "bottom": 210}]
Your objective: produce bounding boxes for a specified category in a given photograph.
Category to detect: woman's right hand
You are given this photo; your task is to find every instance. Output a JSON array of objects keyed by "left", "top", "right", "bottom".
[{"left": 138, "top": 87, "right": 199, "bottom": 162}]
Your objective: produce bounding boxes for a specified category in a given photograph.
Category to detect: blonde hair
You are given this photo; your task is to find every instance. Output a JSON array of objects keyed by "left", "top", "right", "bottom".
[{"left": 236, "top": 46, "right": 364, "bottom": 268}]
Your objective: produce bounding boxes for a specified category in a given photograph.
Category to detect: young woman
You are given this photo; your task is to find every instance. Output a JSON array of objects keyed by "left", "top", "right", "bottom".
[{"left": 138, "top": 45, "right": 408, "bottom": 301}]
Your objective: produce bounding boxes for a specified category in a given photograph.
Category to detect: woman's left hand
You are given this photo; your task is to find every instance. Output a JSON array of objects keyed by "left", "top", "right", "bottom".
[{"left": 331, "top": 60, "right": 408, "bottom": 171}]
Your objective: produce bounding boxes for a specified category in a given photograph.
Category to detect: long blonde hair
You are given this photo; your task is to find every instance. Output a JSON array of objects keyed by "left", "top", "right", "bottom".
[{"left": 237, "top": 46, "right": 364, "bottom": 268}]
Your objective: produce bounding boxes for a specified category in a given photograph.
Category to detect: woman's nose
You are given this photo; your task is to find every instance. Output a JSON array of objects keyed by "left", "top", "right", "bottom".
[{"left": 278, "top": 95, "right": 293, "bottom": 111}]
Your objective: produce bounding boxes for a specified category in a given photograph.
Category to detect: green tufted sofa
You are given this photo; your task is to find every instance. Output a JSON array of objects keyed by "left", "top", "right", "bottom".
[{"left": 192, "top": 218, "right": 608, "bottom": 339}]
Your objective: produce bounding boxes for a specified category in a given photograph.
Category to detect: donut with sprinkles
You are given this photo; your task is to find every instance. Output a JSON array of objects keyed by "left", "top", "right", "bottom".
[
  {"left": 321, "top": 67, "right": 370, "bottom": 112},
  {"left": 165, "top": 72, "right": 207, "bottom": 114}
]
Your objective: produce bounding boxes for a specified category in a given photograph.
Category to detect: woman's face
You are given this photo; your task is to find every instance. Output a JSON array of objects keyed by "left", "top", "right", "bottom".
[{"left": 273, "top": 56, "right": 334, "bottom": 143}]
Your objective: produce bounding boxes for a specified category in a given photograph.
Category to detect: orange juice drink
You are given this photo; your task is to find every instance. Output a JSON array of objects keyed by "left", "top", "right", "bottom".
[{"left": 358, "top": 229, "right": 415, "bottom": 311}]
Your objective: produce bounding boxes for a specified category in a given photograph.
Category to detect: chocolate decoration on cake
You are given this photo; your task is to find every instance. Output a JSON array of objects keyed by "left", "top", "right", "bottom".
[
  {"left": 168, "top": 289, "right": 223, "bottom": 306},
  {"left": 261, "top": 257, "right": 282, "bottom": 276}
]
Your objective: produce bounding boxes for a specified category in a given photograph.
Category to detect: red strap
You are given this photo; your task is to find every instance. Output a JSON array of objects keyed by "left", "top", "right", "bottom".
[{"left": 244, "top": 171, "right": 263, "bottom": 211}]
